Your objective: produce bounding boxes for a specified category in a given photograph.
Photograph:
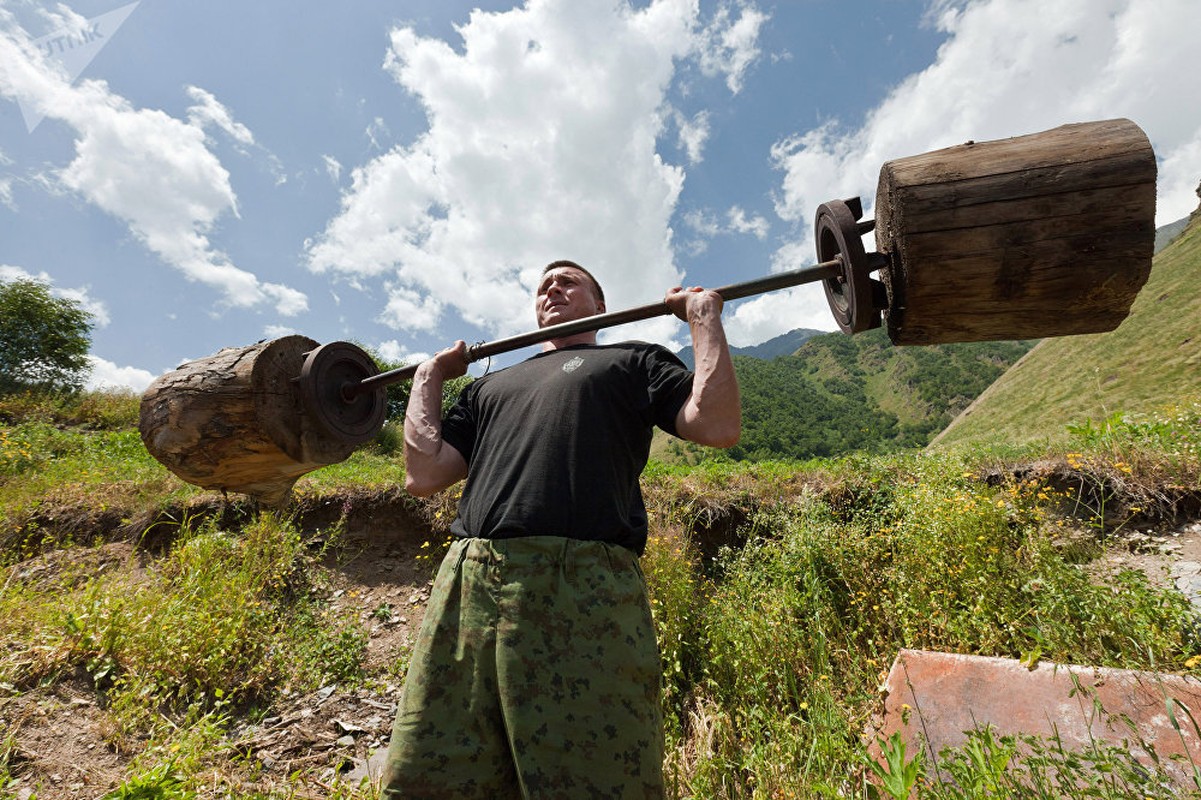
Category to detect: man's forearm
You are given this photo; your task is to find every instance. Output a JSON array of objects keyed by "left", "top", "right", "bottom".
[
  {"left": 676, "top": 295, "right": 741, "bottom": 448},
  {"left": 403, "top": 353, "right": 468, "bottom": 496}
]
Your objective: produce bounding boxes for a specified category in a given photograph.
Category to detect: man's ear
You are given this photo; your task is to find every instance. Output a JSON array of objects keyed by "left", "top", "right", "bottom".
[{"left": 597, "top": 300, "right": 606, "bottom": 313}]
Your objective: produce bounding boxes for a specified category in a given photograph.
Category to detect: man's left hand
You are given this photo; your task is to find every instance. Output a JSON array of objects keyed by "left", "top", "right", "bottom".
[{"left": 665, "top": 286, "right": 723, "bottom": 322}]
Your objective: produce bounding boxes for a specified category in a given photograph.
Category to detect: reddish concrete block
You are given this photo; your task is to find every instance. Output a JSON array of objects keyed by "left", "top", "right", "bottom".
[{"left": 869, "top": 649, "right": 1201, "bottom": 790}]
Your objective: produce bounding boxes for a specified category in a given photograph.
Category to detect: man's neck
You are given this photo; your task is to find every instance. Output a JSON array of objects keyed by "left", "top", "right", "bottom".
[{"left": 542, "top": 332, "right": 598, "bottom": 351}]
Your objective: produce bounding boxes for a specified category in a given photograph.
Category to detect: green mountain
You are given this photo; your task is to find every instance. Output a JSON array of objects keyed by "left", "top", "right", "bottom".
[
  {"left": 1155, "top": 215, "right": 1191, "bottom": 253},
  {"left": 935, "top": 211, "right": 1201, "bottom": 448},
  {"left": 657, "top": 328, "right": 1033, "bottom": 463},
  {"left": 675, "top": 327, "right": 825, "bottom": 369}
]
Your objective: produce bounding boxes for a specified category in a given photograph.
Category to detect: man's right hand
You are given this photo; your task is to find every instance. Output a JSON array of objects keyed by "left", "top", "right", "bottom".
[{"left": 424, "top": 340, "right": 469, "bottom": 380}]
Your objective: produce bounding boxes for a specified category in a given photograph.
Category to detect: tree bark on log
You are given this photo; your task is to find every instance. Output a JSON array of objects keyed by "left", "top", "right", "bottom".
[
  {"left": 875, "top": 118, "right": 1156, "bottom": 345},
  {"left": 139, "top": 336, "right": 359, "bottom": 506}
]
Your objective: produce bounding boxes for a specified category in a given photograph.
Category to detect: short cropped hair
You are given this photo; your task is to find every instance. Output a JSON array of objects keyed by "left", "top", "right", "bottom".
[{"left": 542, "top": 260, "right": 605, "bottom": 305}]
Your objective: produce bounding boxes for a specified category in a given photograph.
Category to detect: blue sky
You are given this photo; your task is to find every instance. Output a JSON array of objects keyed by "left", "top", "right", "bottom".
[{"left": 1, "top": 0, "right": 1199, "bottom": 391}]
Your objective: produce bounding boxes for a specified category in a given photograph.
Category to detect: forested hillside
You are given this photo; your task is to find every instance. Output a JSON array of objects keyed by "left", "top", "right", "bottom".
[{"left": 661, "top": 328, "right": 1033, "bottom": 462}]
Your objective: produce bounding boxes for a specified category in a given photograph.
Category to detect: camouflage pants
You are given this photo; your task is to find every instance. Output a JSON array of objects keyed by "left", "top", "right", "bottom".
[{"left": 382, "top": 536, "right": 665, "bottom": 799}]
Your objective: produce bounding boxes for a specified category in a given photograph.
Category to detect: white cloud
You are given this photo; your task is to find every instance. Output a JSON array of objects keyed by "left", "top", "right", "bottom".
[
  {"left": 755, "top": 0, "right": 1201, "bottom": 344},
  {"left": 379, "top": 283, "right": 444, "bottom": 332},
  {"left": 724, "top": 285, "right": 834, "bottom": 347},
  {"left": 322, "top": 154, "right": 342, "bottom": 184},
  {"left": 366, "top": 117, "right": 391, "bottom": 150},
  {"left": 263, "top": 324, "right": 297, "bottom": 339},
  {"left": 683, "top": 208, "right": 720, "bottom": 237},
  {"left": 673, "top": 108, "right": 710, "bottom": 164},
  {"left": 185, "top": 85, "right": 255, "bottom": 146},
  {"left": 696, "top": 1, "right": 768, "bottom": 94},
  {"left": 307, "top": 0, "right": 768, "bottom": 339},
  {"left": 0, "top": 20, "right": 307, "bottom": 316},
  {"left": 376, "top": 339, "right": 428, "bottom": 366},
  {"left": 85, "top": 354, "right": 155, "bottom": 393},
  {"left": 34, "top": 4, "right": 93, "bottom": 39},
  {"left": 773, "top": 0, "right": 1201, "bottom": 232},
  {"left": 0, "top": 263, "right": 111, "bottom": 326},
  {"left": 679, "top": 203, "right": 769, "bottom": 259},
  {"left": 723, "top": 240, "right": 834, "bottom": 346},
  {"left": 726, "top": 205, "right": 767, "bottom": 239}
]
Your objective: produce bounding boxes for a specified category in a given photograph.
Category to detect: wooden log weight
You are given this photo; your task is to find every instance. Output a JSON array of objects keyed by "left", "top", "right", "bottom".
[
  {"left": 138, "top": 335, "right": 372, "bottom": 506},
  {"left": 874, "top": 118, "right": 1156, "bottom": 345}
]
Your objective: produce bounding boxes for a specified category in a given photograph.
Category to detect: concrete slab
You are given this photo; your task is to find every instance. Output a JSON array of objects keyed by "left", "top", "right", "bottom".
[{"left": 869, "top": 649, "right": 1201, "bottom": 791}]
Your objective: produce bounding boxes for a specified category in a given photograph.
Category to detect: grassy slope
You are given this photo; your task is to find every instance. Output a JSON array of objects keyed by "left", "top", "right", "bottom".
[{"left": 935, "top": 213, "right": 1201, "bottom": 448}]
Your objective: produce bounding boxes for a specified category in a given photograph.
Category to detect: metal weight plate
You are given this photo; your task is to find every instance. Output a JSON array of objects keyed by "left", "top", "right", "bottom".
[
  {"left": 297, "top": 341, "right": 387, "bottom": 446},
  {"left": 816, "top": 198, "right": 883, "bottom": 334}
]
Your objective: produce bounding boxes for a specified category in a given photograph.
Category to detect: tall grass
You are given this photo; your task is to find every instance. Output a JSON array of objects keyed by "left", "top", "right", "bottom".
[
  {"left": 1, "top": 391, "right": 1198, "bottom": 795},
  {"left": 643, "top": 403, "right": 1201, "bottom": 798}
]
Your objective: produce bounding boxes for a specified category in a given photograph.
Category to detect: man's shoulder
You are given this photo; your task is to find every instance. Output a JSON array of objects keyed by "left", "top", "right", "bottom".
[
  {"left": 486, "top": 342, "right": 686, "bottom": 379},
  {"left": 604, "top": 340, "right": 678, "bottom": 357}
]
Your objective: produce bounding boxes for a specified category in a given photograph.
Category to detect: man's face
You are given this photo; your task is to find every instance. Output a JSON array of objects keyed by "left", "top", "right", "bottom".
[{"left": 535, "top": 266, "right": 606, "bottom": 328}]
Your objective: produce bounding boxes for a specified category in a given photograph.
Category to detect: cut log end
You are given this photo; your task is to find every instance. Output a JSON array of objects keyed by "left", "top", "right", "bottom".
[{"left": 874, "top": 118, "right": 1157, "bottom": 345}]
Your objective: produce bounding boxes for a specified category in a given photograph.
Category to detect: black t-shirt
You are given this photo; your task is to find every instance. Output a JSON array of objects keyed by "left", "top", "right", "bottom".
[{"left": 439, "top": 342, "right": 694, "bottom": 554}]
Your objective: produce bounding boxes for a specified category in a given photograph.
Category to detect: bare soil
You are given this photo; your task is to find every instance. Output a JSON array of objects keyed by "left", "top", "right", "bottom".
[{"left": 1, "top": 495, "right": 439, "bottom": 799}]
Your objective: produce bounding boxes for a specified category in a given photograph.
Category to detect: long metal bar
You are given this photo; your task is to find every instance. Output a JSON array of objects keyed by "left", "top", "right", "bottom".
[{"left": 347, "top": 258, "right": 844, "bottom": 396}]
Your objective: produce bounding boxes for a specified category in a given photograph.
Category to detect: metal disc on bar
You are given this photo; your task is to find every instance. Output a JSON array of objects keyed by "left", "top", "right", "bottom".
[
  {"left": 298, "top": 342, "right": 387, "bottom": 445},
  {"left": 817, "top": 199, "right": 882, "bottom": 334}
]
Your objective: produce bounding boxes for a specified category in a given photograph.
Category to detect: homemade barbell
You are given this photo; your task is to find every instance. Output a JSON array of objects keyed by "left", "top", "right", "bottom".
[{"left": 139, "top": 118, "right": 1157, "bottom": 505}]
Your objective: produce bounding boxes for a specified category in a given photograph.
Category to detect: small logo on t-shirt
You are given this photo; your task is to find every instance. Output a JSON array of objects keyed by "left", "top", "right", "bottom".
[{"left": 562, "top": 356, "right": 585, "bottom": 373}]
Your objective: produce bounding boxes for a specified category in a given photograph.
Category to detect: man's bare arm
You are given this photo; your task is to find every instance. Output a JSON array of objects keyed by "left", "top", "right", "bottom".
[
  {"left": 665, "top": 287, "right": 741, "bottom": 448},
  {"left": 403, "top": 341, "right": 470, "bottom": 497}
]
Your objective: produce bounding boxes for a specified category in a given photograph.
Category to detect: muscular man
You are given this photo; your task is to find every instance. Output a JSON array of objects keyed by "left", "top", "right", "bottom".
[{"left": 383, "top": 260, "right": 740, "bottom": 798}]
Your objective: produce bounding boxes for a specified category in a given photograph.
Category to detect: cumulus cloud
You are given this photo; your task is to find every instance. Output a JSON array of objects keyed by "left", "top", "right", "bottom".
[
  {"left": 307, "top": 0, "right": 766, "bottom": 345},
  {"left": 728, "top": 0, "right": 1201, "bottom": 346},
  {"left": 85, "top": 354, "right": 155, "bottom": 393},
  {"left": 772, "top": 0, "right": 1201, "bottom": 230},
  {"left": 0, "top": 16, "right": 307, "bottom": 316}
]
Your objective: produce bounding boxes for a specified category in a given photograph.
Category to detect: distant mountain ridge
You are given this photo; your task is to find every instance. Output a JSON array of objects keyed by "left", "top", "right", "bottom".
[
  {"left": 1155, "top": 215, "right": 1191, "bottom": 253},
  {"left": 675, "top": 327, "right": 825, "bottom": 369}
]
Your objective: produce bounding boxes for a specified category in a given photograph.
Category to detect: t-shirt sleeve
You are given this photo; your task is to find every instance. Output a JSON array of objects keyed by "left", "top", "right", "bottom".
[
  {"left": 642, "top": 345, "right": 694, "bottom": 437},
  {"left": 438, "top": 383, "right": 477, "bottom": 463}
]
